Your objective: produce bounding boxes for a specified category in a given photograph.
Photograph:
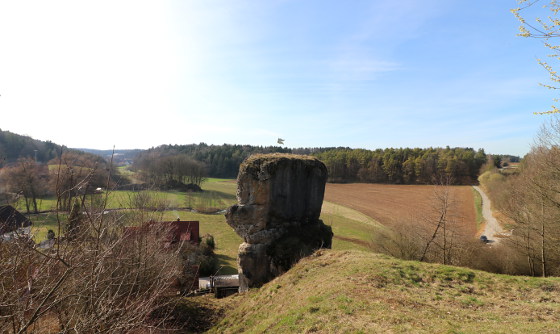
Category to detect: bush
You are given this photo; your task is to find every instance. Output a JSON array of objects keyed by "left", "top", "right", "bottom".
[
  {"left": 0, "top": 214, "right": 193, "bottom": 332},
  {"left": 179, "top": 238, "right": 219, "bottom": 277},
  {"left": 202, "top": 234, "right": 216, "bottom": 250}
]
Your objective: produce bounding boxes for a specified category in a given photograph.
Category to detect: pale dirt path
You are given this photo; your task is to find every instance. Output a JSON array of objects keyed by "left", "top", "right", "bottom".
[{"left": 473, "top": 186, "right": 507, "bottom": 244}]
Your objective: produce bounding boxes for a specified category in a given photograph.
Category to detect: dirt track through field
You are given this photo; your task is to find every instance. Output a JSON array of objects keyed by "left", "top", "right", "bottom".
[
  {"left": 324, "top": 184, "right": 476, "bottom": 235},
  {"left": 473, "top": 186, "right": 508, "bottom": 243}
]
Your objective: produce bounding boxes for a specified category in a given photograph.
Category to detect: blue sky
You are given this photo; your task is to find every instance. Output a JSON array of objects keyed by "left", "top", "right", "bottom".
[{"left": 0, "top": 0, "right": 555, "bottom": 156}]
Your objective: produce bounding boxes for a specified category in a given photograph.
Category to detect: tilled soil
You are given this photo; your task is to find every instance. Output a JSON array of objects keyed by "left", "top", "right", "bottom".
[{"left": 324, "top": 183, "right": 476, "bottom": 235}]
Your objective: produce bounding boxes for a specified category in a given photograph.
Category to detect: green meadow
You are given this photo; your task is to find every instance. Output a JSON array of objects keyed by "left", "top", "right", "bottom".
[{"left": 27, "top": 177, "right": 383, "bottom": 274}]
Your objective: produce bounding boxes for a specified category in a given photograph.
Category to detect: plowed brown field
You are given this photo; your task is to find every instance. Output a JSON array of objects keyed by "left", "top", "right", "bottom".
[{"left": 324, "top": 184, "right": 476, "bottom": 235}]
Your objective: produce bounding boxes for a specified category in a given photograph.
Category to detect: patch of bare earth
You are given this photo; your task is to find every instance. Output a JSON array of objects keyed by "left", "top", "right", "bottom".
[{"left": 324, "top": 183, "right": 476, "bottom": 235}]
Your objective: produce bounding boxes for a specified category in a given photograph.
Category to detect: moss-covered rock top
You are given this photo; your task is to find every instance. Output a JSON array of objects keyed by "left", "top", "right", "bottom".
[{"left": 239, "top": 153, "right": 321, "bottom": 172}]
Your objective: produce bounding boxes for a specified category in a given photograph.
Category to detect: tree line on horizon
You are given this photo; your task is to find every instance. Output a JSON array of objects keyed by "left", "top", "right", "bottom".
[
  {"left": 135, "top": 144, "right": 491, "bottom": 185},
  {"left": 1, "top": 129, "right": 514, "bottom": 187},
  {"left": 315, "top": 147, "right": 489, "bottom": 184}
]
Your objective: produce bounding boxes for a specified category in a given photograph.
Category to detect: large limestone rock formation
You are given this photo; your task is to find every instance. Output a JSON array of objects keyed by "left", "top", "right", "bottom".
[{"left": 225, "top": 154, "right": 333, "bottom": 291}]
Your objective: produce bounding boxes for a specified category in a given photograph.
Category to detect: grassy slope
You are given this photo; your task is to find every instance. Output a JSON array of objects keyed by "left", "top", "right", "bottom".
[
  {"left": 472, "top": 187, "right": 484, "bottom": 232},
  {"left": 322, "top": 201, "right": 385, "bottom": 252},
  {"left": 210, "top": 250, "right": 560, "bottom": 334}
]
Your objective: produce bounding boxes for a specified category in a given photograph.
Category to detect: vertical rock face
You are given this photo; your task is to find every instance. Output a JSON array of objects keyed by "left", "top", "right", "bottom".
[{"left": 225, "top": 154, "right": 333, "bottom": 291}]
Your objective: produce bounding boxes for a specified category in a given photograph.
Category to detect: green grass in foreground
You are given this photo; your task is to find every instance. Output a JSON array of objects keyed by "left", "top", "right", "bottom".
[
  {"left": 210, "top": 249, "right": 560, "bottom": 333},
  {"left": 204, "top": 178, "right": 237, "bottom": 191}
]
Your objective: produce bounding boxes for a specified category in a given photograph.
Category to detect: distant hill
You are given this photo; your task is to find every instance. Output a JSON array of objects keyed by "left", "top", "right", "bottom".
[
  {"left": 210, "top": 250, "right": 560, "bottom": 333},
  {"left": 0, "top": 129, "right": 64, "bottom": 166},
  {"left": 0, "top": 129, "right": 105, "bottom": 167}
]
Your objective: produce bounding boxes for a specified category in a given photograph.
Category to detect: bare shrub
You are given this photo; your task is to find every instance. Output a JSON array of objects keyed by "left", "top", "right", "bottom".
[
  {"left": 453, "top": 239, "right": 534, "bottom": 276},
  {"left": 0, "top": 153, "right": 192, "bottom": 333},
  {"left": 371, "top": 223, "right": 423, "bottom": 261},
  {"left": 122, "top": 190, "right": 170, "bottom": 224}
]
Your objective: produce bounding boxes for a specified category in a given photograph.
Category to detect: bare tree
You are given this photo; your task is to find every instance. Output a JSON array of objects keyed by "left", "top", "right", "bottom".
[
  {"left": 371, "top": 223, "right": 423, "bottom": 261},
  {"left": 135, "top": 153, "right": 207, "bottom": 189},
  {"left": 419, "top": 177, "right": 463, "bottom": 265},
  {"left": 500, "top": 175, "right": 540, "bottom": 276},
  {"left": 48, "top": 151, "right": 111, "bottom": 212},
  {"left": 121, "top": 189, "right": 170, "bottom": 224},
  {"left": 372, "top": 177, "right": 468, "bottom": 266},
  {"left": 0, "top": 154, "right": 193, "bottom": 333},
  {"left": 496, "top": 118, "right": 560, "bottom": 277},
  {"left": 0, "top": 157, "right": 48, "bottom": 213}
]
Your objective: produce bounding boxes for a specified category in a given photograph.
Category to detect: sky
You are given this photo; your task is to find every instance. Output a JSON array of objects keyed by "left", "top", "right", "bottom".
[{"left": 0, "top": 0, "right": 556, "bottom": 156}]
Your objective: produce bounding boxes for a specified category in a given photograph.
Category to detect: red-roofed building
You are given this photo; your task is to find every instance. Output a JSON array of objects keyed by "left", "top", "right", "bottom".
[
  {"left": 124, "top": 219, "right": 199, "bottom": 245},
  {"left": 123, "top": 219, "right": 201, "bottom": 293},
  {"left": 166, "top": 219, "right": 199, "bottom": 244}
]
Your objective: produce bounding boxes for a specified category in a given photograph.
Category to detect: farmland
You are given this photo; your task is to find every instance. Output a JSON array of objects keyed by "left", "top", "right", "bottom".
[
  {"left": 28, "top": 180, "right": 480, "bottom": 272},
  {"left": 324, "top": 183, "right": 477, "bottom": 236}
]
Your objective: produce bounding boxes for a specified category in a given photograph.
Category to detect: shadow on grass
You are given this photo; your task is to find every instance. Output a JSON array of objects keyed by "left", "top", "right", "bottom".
[
  {"left": 203, "top": 190, "right": 236, "bottom": 201},
  {"left": 152, "top": 296, "right": 225, "bottom": 333},
  {"left": 215, "top": 254, "right": 237, "bottom": 275}
]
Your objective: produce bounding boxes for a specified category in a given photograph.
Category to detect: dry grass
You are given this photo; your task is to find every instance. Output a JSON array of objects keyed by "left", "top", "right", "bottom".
[
  {"left": 210, "top": 249, "right": 560, "bottom": 333},
  {"left": 325, "top": 183, "right": 477, "bottom": 236},
  {"left": 321, "top": 201, "right": 381, "bottom": 228},
  {"left": 242, "top": 153, "right": 317, "bottom": 164},
  {"left": 321, "top": 201, "right": 385, "bottom": 252}
]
